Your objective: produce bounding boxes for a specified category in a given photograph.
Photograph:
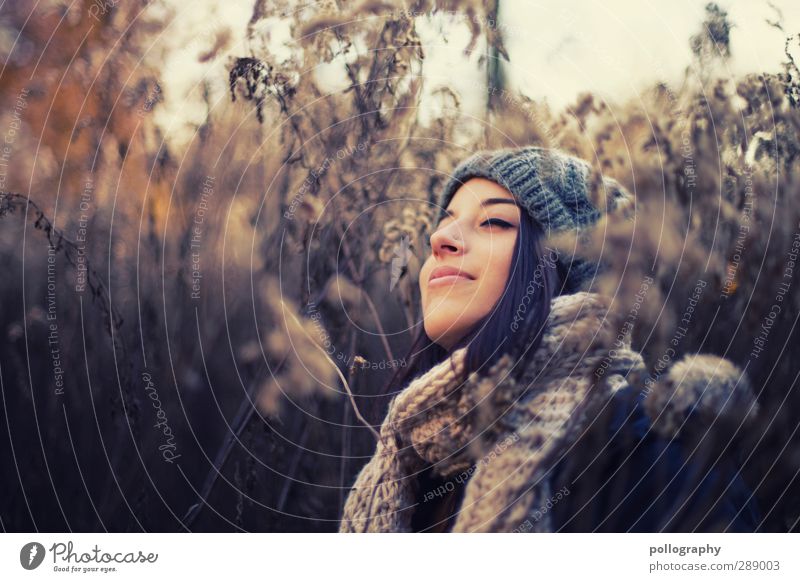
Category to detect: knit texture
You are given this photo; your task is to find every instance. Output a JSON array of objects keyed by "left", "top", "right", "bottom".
[
  {"left": 435, "top": 146, "right": 635, "bottom": 293},
  {"left": 644, "top": 353, "right": 760, "bottom": 442},
  {"left": 339, "top": 291, "right": 647, "bottom": 533}
]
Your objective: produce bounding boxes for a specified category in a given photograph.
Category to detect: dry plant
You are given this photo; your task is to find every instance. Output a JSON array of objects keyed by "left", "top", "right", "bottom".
[{"left": 0, "top": 0, "right": 798, "bottom": 532}]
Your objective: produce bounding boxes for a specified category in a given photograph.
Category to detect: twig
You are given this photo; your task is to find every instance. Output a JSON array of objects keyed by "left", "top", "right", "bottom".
[
  {"left": 181, "top": 360, "right": 275, "bottom": 527},
  {"left": 288, "top": 309, "right": 380, "bottom": 441},
  {"left": 0, "top": 192, "right": 124, "bottom": 333},
  {"left": 338, "top": 330, "right": 357, "bottom": 514},
  {"left": 275, "top": 419, "right": 309, "bottom": 512},
  {"left": 333, "top": 217, "right": 395, "bottom": 364}
]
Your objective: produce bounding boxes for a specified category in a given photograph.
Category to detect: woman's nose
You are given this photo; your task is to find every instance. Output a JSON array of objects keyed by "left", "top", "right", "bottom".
[{"left": 430, "top": 222, "right": 464, "bottom": 257}]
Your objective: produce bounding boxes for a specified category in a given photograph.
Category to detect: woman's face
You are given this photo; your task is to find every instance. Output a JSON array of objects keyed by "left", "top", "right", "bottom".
[{"left": 420, "top": 178, "right": 521, "bottom": 350}]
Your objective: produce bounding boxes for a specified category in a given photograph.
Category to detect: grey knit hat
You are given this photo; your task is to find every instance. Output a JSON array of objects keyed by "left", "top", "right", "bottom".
[{"left": 435, "top": 146, "right": 634, "bottom": 293}]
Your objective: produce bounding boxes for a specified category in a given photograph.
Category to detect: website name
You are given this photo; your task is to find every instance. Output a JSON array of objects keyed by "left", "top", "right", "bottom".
[{"left": 49, "top": 541, "right": 158, "bottom": 564}]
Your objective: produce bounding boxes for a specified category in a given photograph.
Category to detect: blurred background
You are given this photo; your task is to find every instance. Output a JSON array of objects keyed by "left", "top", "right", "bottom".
[{"left": 1, "top": 0, "right": 799, "bottom": 532}]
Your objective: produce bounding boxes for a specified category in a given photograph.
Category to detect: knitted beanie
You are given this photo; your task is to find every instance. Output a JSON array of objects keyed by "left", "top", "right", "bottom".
[{"left": 435, "top": 146, "right": 635, "bottom": 293}]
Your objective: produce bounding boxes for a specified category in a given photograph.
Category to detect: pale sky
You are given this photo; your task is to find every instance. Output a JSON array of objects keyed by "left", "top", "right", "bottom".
[
  {"left": 151, "top": 0, "right": 800, "bottom": 147},
  {"left": 501, "top": 0, "right": 800, "bottom": 107}
]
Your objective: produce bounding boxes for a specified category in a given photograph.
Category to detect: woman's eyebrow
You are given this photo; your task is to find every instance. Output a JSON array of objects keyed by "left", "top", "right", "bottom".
[{"left": 481, "top": 197, "right": 520, "bottom": 208}]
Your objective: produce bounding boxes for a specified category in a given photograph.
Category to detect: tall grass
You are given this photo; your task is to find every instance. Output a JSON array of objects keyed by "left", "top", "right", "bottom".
[{"left": 0, "top": 0, "right": 798, "bottom": 531}]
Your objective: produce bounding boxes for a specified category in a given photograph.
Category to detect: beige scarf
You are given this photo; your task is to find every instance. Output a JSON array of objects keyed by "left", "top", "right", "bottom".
[{"left": 339, "top": 291, "right": 647, "bottom": 532}]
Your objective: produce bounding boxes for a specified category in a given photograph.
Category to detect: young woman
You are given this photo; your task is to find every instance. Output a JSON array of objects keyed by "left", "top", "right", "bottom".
[{"left": 339, "top": 146, "right": 762, "bottom": 533}]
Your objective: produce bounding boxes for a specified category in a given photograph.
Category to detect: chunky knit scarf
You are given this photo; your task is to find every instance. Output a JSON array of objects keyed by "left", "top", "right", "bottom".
[{"left": 339, "top": 291, "right": 648, "bottom": 533}]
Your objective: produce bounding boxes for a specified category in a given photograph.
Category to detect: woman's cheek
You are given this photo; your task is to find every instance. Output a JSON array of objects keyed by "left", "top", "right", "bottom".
[{"left": 419, "top": 261, "right": 431, "bottom": 298}]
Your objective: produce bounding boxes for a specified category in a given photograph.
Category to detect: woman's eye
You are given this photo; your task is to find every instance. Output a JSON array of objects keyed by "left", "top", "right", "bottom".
[{"left": 481, "top": 218, "right": 513, "bottom": 228}]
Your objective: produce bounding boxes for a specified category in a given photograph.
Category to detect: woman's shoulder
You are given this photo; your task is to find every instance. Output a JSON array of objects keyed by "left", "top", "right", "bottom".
[{"left": 549, "top": 381, "right": 763, "bottom": 532}]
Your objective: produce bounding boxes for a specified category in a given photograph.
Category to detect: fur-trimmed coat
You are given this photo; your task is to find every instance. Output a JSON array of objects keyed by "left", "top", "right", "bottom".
[{"left": 338, "top": 292, "right": 762, "bottom": 533}]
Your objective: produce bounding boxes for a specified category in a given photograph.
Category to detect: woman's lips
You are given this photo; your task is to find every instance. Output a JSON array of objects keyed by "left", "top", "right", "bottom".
[
  {"left": 428, "top": 266, "right": 475, "bottom": 288},
  {"left": 428, "top": 274, "right": 473, "bottom": 288}
]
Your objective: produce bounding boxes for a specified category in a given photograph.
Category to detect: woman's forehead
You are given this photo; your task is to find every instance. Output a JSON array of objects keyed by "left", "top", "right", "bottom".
[{"left": 447, "top": 178, "right": 518, "bottom": 210}]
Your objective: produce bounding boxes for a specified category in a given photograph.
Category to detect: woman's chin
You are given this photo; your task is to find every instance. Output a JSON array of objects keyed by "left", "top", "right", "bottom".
[
  {"left": 425, "top": 321, "right": 470, "bottom": 350},
  {"left": 423, "top": 292, "right": 473, "bottom": 317}
]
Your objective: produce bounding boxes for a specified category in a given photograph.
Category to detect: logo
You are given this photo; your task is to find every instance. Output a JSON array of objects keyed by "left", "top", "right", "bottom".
[{"left": 20, "top": 542, "right": 46, "bottom": 570}]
